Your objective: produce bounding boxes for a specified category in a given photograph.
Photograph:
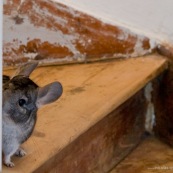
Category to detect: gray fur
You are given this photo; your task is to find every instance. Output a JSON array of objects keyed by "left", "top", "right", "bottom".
[{"left": 2, "top": 62, "right": 63, "bottom": 167}]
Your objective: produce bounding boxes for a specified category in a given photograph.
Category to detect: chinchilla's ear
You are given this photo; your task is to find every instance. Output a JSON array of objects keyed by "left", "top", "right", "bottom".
[
  {"left": 36, "top": 82, "right": 63, "bottom": 108},
  {"left": 13, "top": 61, "right": 39, "bottom": 77}
]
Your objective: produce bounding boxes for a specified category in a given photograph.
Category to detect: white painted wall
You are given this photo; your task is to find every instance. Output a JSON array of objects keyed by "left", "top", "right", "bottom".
[{"left": 54, "top": 0, "right": 173, "bottom": 46}]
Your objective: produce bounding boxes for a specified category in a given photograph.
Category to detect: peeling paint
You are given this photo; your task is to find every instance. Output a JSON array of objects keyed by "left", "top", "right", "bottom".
[
  {"left": 132, "top": 37, "right": 156, "bottom": 57},
  {"left": 144, "top": 83, "right": 155, "bottom": 134},
  {"left": 3, "top": 0, "right": 156, "bottom": 66},
  {"left": 3, "top": 15, "right": 79, "bottom": 53},
  {"left": 54, "top": 0, "right": 173, "bottom": 46}
]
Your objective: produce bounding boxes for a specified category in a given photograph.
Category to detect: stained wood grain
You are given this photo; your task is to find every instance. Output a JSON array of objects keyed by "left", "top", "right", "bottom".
[
  {"left": 110, "top": 136, "right": 173, "bottom": 173},
  {"left": 47, "top": 89, "right": 147, "bottom": 173},
  {"left": 153, "top": 60, "right": 173, "bottom": 146},
  {"left": 2, "top": 55, "right": 167, "bottom": 172}
]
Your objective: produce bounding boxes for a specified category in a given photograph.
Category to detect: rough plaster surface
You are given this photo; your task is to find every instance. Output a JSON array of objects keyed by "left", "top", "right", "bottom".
[{"left": 55, "top": 0, "right": 173, "bottom": 46}]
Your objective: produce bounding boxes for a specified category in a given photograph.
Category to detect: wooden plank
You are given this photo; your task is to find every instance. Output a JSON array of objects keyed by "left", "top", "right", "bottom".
[
  {"left": 2, "top": 55, "right": 167, "bottom": 172},
  {"left": 152, "top": 60, "right": 173, "bottom": 146},
  {"left": 110, "top": 136, "right": 173, "bottom": 173},
  {"left": 3, "top": 0, "right": 155, "bottom": 67},
  {"left": 47, "top": 89, "right": 147, "bottom": 173}
]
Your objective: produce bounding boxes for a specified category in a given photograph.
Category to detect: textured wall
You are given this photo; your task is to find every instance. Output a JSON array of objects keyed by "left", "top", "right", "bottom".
[
  {"left": 55, "top": 0, "right": 173, "bottom": 46},
  {"left": 3, "top": 0, "right": 155, "bottom": 66}
]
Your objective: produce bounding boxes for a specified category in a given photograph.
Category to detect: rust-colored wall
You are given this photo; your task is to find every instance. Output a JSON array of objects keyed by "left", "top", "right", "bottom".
[
  {"left": 3, "top": 0, "right": 155, "bottom": 66},
  {"left": 33, "top": 89, "right": 147, "bottom": 173}
]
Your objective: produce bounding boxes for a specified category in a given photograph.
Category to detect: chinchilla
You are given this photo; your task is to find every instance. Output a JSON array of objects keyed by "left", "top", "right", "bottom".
[{"left": 2, "top": 62, "right": 63, "bottom": 167}]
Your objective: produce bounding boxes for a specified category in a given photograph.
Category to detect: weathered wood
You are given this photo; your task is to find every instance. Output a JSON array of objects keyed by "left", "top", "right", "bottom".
[
  {"left": 153, "top": 64, "right": 173, "bottom": 146},
  {"left": 2, "top": 55, "right": 167, "bottom": 172},
  {"left": 41, "top": 90, "right": 147, "bottom": 173},
  {"left": 3, "top": 0, "right": 155, "bottom": 66},
  {"left": 110, "top": 136, "right": 173, "bottom": 173},
  {"left": 146, "top": 45, "right": 173, "bottom": 147}
]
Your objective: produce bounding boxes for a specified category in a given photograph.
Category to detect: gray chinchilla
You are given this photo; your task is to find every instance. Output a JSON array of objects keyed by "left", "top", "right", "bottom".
[{"left": 2, "top": 62, "right": 63, "bottom": 167}]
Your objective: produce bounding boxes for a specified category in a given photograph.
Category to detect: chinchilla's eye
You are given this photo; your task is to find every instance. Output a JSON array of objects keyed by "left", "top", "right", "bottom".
[{"left": 18, "top": 99, "right": 26, "bottom": 107}]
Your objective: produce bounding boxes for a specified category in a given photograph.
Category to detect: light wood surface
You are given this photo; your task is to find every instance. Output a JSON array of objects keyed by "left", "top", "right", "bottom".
[
  {"left": 2, "top": 55, "right": 167, "bottom": 173},
  {"left": 110, "top": 135, "right": 173, "bottom": 173}
]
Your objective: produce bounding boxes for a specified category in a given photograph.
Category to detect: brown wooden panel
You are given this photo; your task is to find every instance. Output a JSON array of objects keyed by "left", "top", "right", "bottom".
[
  {"left": 147, "top": 43, "right": 173, "bottom": 146},
  {"left": 2, "top": 55, "right": 167, "bottom": 172},
  {"left": 157, "top": 44, "right": 173, "bottom": 61},
  {"left": 35, "top": 90, "right": 147, "bottom": 173},
  {"left": 153, "top": 66, "right": 173, "bottom": 146}
]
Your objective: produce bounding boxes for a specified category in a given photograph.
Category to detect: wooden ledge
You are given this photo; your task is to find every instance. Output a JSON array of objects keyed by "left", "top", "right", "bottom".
[{"left": 2, "top": 55, "right": 168, "bottom": 173}]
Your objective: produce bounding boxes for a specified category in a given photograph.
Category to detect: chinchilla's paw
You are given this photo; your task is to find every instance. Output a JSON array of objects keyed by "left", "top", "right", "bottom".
[
  {"left": 15, "top": 148, "right": 26, "bottom": 157},
  {"left": 4, "top": 161, "right": 15, "bottom": 168}
]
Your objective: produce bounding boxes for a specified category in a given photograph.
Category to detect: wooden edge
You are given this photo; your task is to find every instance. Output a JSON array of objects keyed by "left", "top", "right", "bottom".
[
  {"left": 2, "top": 55, "right": 169, "bottom": 173},
  {"left": 34, "top": 90, "right": 147, "bottom": 173}
]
